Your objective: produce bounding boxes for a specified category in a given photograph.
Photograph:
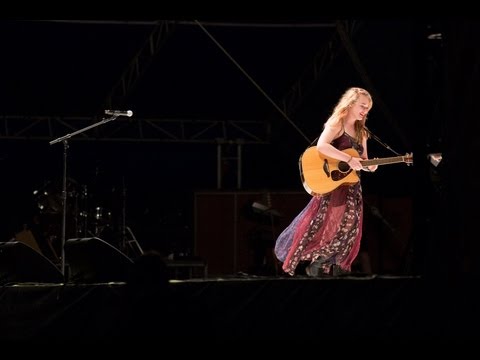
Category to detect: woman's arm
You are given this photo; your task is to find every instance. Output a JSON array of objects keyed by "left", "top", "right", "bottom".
[
  {"left": 316, "top": 125, "right": 363, "bottom": 170},
  {"left": 316, "top": 125, "right": 351, "bottom": 161}
]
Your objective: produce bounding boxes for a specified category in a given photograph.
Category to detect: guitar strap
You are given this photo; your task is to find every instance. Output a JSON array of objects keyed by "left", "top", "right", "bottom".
[{"left": 308, "top": 126, "right": 403, "bottom": 156}]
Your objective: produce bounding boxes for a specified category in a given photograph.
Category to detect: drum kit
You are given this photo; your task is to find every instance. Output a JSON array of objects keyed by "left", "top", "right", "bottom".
[{"left": 32, "top": 177, "right": 117, "bottom": 252}]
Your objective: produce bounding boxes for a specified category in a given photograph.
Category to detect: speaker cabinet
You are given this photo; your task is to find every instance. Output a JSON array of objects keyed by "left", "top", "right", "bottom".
[
  {"left": 194, "top": 191, "right": 311, "bottom": 276},
  {"left": 0, "top": 241, "right": 64, "bottom": 284}
]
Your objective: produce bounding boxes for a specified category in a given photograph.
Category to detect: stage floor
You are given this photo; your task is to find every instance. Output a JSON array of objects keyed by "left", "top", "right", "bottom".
[{"left": 0, "top": 274, "right": 478, "bottom": 344}]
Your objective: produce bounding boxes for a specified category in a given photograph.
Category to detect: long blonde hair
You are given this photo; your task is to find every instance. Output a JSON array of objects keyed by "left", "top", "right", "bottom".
[{"left": 324, "top": 87, "right": 372, "bottom": 143}]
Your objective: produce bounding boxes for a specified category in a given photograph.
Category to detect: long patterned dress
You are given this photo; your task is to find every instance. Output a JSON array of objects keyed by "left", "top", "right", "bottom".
[{"left": 274, "top": 132, "right": 364, "bottom": 275}]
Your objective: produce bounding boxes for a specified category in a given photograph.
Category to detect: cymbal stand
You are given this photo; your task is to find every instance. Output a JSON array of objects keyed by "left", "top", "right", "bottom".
[
  {"left": 49, "top": 114, "right": 119, "bottom": 277},
  {"left": 121, "top": 176, "right": 127, "bottom": 253}
]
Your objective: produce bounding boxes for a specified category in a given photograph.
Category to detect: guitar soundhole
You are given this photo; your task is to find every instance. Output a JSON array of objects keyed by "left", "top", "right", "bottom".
[{"left": 338, "top": 161, "right": 350, "bottom": 172}]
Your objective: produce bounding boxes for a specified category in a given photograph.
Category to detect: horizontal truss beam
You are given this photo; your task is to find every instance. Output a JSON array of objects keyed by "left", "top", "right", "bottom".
[{"left": 0, "top": 116, "right": 270, "bottom": 144}]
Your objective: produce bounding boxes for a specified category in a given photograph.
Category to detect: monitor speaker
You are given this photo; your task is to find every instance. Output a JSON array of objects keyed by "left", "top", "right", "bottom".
[
  {"left": 65, "top": 237, "right": 133, "bottom": 283},
  {"left": 0, "top": 241, "right": 64, "bottom": 285}
]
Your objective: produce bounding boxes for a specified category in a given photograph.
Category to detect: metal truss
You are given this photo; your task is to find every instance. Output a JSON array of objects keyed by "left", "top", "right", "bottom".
[
  {"left": 103, "top": 20, "right": 177, "bottom": 109},
  {"left": 0, "top": 115, "right": 270, "bottom": 144},
  {"left": 278, "top": 20, "right": 360, "bottom": 119}
]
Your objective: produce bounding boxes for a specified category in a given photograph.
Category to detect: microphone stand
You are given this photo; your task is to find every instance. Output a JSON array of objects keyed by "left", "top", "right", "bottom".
[
  {"left": 364, "top": 126, "right": 401, "bottom": 156},
  {"left": 49, "top": 114, "right": 119, "bottom": 277},
  {"left": 121, "top": 176, "right": 127, "bottom": 254}
]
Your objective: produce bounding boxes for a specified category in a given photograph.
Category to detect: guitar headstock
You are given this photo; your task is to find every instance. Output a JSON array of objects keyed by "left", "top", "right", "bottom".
[{"left": 404, "top": 153, "right": 413, "bottom": 165}]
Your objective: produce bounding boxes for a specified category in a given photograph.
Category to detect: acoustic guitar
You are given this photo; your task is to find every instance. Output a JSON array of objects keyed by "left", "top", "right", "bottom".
[{"left": 299, "top": 146, "right": 413, "bottom": 196}]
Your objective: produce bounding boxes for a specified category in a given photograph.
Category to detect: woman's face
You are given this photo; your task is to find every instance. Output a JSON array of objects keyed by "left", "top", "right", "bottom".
[{"left": 350, "top": 94, "right": 371, "bottom": 121}]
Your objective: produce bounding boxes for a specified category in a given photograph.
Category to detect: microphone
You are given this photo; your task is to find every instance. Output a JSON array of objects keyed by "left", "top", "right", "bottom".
[{"left": 105, "top": 110, "right": 133, "bottom": 117}]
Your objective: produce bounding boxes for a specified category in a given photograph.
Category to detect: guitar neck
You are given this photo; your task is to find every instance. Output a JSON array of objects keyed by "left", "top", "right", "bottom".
[{"left": 361, "top": 156, "right": 409, "bottom": 166}]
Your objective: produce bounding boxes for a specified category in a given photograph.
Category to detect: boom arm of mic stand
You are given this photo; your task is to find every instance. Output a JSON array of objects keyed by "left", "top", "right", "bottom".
[
  {"left": 49, "top": 115, "right": 118, "bottom": 145},
  {"left": 48, "top": 115, "right": 119, "bottom": 277}
]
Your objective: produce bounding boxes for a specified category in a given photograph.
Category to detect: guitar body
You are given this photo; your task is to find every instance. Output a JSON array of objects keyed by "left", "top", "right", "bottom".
[
  {"left": 299, "top": 147, "right": 360, "bottom": 196},
  {"left": 299, "top": 146, "right": 413, "bottom": 196}
]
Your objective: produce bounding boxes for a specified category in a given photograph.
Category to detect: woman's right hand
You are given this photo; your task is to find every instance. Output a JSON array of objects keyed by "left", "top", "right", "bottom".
[{"left": 348, "top": 157, "right": 363, "bottom": 171}]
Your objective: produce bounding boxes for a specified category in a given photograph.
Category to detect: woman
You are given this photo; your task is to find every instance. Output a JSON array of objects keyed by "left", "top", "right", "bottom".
[{"left": 274, "top": 87, "right": 377, "bottom": 276}]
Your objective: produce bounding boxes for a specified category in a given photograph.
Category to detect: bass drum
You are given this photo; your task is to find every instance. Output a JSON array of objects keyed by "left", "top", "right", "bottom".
[
  {"left": 33, "top": 177, "right": 82, "bottom": 215},
  {"left": 32, "top": 177, "right": 85, "bottom": 243}
]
